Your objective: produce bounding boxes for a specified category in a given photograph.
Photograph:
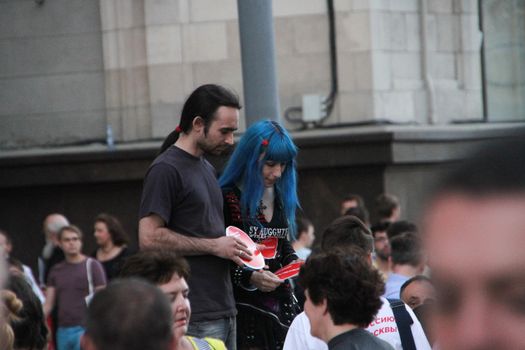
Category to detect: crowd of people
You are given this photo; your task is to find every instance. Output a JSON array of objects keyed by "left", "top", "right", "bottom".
[{"left": 1, "top": 83, "right": 524, "bottom": 350}]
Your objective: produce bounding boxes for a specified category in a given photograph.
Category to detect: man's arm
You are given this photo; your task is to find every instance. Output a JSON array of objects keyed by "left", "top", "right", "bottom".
[
  {"left": 43, "top": 286, "right": 56, "bottom": 317},
  {"left": 139, "top": 214, "right": 251, "bottom": 266}
]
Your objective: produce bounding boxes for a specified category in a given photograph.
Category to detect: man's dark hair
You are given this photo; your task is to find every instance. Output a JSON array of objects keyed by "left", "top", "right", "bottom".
[
  {"left": 84, "top": 279, "right": 173, "bottom": 350},
  {"left": 435, "top": 135, "right": 525, "bottom": 196},
  {"left": 399, "top": 275, "right": 433, "bottom": 296},
  {"left": 299, "top": 251, "right": 384, "bottom": 327},
  {"left": 7, "top": 257, "right": 24, "bottom": 274},
  {"left": 6, "top": 274, "right": 48, "bottom": 350},
  {"left": 375, "top": 193, "right": 399, "bottom": 219},
  {"left": 386, "top": 220, "right": 417, "bottom": 240},
  {"left": 119, "top": 249, "right": 190, "bottom": 284},
  {"left": 95, "top": 213, "right": 129, "bottom": 246},
  {"left": 160, "top": 84, "right": 241, "bottom": 153},
  {"left": 0, "top": 229, "right": 12, "bottom": 245},
  {"left": 321, "top": 215, "right": 373, "bottom": 254},
  {"left": 296, "top": 217, "right": 313, "bottom": 240},
  {"left": 390, "top": 233, "right": 423, "bottom": 267},
  {"left": 370, "top": 221, "right": 390, "bottom": 238},
  {"left": 343, "top": 205, "right": 370, "bottom": 225},
  {"left": 341, "top": 193, "right": 365, "bottom": 207}
]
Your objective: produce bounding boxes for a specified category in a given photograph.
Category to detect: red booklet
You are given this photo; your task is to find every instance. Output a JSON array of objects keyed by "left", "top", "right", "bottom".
[
  {"left": 274, "top": 261, "right": 304, "bottom": 280},
  {"left": 259, "top": 237, "right": 278, "bottom": 259}
]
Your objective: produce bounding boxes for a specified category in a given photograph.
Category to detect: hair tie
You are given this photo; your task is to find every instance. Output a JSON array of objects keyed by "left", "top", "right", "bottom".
[
  {"left": 175, "top": 125, "right": 182, "bottom": 133},
  {"left": 261, "top": 139, "right": 269, "bottom": 147}
]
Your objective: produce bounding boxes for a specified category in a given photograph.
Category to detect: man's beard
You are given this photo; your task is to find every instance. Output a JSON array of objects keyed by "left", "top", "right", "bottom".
[
  {"left": 198, "top": 139, "right": 233, "bottom": 156},
  {"left": 376, "top": 249, "right": 390, "bottom": 261}
]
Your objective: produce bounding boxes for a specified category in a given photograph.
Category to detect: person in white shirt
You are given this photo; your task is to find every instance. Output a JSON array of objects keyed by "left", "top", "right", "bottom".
[
  {"left": 292, "top": 217, "right": 315, "bottom": 260},
  {"left": 283, "top": 216, "right": 431, "bottom": 350},
  {"left": 299, "top": 249, "right": 393, "bottom": 350},
  {"left": 383, "top": 233, "right": 425, "bottom": 300}
]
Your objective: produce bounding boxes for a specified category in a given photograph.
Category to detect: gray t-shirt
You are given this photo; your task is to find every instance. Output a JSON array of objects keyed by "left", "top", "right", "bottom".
[
  {"left": 139, "top": 146, "right": 236, "bottom": 321},
  {"left": 48, "top": 258, "right": 106, "bottom": 327},
  {"left": 328, "top": 328, "right": 395, "bottom": 350}
]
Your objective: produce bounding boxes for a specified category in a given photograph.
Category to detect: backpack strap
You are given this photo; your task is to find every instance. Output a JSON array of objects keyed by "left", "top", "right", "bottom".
[{"left": 387, "top": 298, "right": 416, "bottom": 350}]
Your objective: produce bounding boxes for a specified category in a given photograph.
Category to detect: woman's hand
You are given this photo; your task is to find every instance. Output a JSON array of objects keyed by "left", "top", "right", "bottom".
[{"left": 250, "top": 269, "right": 283, "bottom": 292}]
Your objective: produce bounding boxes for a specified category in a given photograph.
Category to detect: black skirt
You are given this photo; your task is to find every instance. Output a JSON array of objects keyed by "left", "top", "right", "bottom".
[{"left": 236, "top": 291, "right": 300, "bottom": 350}]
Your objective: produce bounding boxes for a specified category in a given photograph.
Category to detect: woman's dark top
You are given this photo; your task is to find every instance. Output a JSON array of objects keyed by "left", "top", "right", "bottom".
[
  {"left": 223, "top": 186, "right": 300, "bottom": 350},
  {"left": 91, "top": 246, "right": 133, "bottom": 280},
  {"left": 328, "top": 329, "right": 394, "bottom": 350}
]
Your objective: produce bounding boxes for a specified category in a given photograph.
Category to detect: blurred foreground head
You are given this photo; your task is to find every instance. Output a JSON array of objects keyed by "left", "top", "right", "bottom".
[
  {"left": 82, "top": 279, "right": 173, "bottom": 350},
  {"left": 423, "top": 134, "right": 525, "bottom": 350}
]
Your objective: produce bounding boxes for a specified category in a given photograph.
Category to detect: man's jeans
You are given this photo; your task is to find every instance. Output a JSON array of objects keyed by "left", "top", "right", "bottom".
[
  {"left": 188, "top": 316, "right": 237, "bottom": 350},
  {"left": 56, "top": 326, "right": 84, "bottom": 350}
]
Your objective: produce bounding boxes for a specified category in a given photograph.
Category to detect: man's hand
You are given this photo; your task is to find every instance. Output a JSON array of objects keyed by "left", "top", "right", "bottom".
[
  {"left": 250, "top": 270, "right": 283, "bottom": 292},
  {"left": 212, "top": 236, "right": 252, "bottom": 266}
]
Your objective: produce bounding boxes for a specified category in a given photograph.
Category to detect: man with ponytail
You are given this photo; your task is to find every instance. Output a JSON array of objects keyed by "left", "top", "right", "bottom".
[{"left": 139, "top": 84, "right": 245, "bottom": 350}]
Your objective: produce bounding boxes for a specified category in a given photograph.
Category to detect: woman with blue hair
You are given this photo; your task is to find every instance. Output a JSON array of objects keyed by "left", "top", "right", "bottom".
[{"left": 220, "top": 120, "right": 301, "bottom": 350}]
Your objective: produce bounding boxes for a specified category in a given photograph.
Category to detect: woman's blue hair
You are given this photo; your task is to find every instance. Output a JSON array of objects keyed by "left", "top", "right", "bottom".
[{"left": 219, "top": 120, "right": 300, "bottom": 238}]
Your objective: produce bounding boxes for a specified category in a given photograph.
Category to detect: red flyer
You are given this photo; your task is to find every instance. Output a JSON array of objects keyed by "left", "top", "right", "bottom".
[
  {"left": 274, "top": 261, "right": 304, "bottom": 280},
  {"left": 259, "top": 237, "right": 278, "bottom": 259},
  {"left": 225, "top": 226, "right": 265, "bottom": 270}
]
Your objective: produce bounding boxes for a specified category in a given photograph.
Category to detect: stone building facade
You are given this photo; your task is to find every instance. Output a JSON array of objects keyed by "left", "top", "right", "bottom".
[
  {"left": 0, "top": 0, "right": 495, "bottom": 149},
  {"left": 1, "top": 0, "right": 523, "bottom": 268}
]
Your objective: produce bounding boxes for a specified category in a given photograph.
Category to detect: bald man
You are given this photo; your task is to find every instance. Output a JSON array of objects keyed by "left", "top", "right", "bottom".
[{"left": 39, "top": 213, "right": 69, "bottom": 287}]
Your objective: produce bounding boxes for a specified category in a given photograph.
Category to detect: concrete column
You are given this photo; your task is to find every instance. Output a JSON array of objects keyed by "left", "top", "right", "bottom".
[{"left": 237, "top": 0, "right": 281, "bottom": 126}]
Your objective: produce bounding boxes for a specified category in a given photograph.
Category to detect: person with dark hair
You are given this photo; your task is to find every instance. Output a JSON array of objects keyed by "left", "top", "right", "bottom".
[
  {"left": 299, "top": 251, "right": 393, "bottom": 350},
  {"left": 291, "top": 217, "right": 315, "bottom": 307},
  {"left": 370, "top": 222, "right": 391, "bottom": 279},
  {"left": 375, "top": 193, "right": 401, "bottom": 224},
  {"left": 399, "top": 275, "right": 436, "bottom": 310},
  {"left": 320, "top": 216, "right": 373, "bottom": 253},
  {"left": 5, "top": 274, "right": 48, "bottom": 350},
  {"left": 339, "top": 193, "right": 365, "bottom": 216},
  {"left": 139, "top": 84, "right": 246, "bottom": 350},
  {"left": 219, "top": 120, "right": 301, "bottom": 350},
  {"left": 91, "top": 213, "right": 133, "bottom": 280},
  {"left": 423, "top": 134, "right": 525, "bottom": 349},
  {"left": 119, "top": 250, "right": 225, "bottom": 350},
  {"left": 343, "top": 206, "right": 370, "bottom": 226},
  {"left": 292, "top": 217, "right": 315, "bottom": 260},
  {"left": 119, "top": 249, "right": 190, "bottom": 284},
  {"left": 385, "top": 220, "right": 417, "bottom": 240},
  {"left": 43, "top": 225, "right": 106, "bottom": 350},
  {"left": 81, "top": 279, "right": 173, "bottom": 350},
  {"left": 284, "top": 216, "right": 431, "bottom": 350},
  {"left": 158, "top": 84, "right": 242, "bottom": 154},
  {"left": 383, "top": 233, "right": 425, "bottom": 299}
]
